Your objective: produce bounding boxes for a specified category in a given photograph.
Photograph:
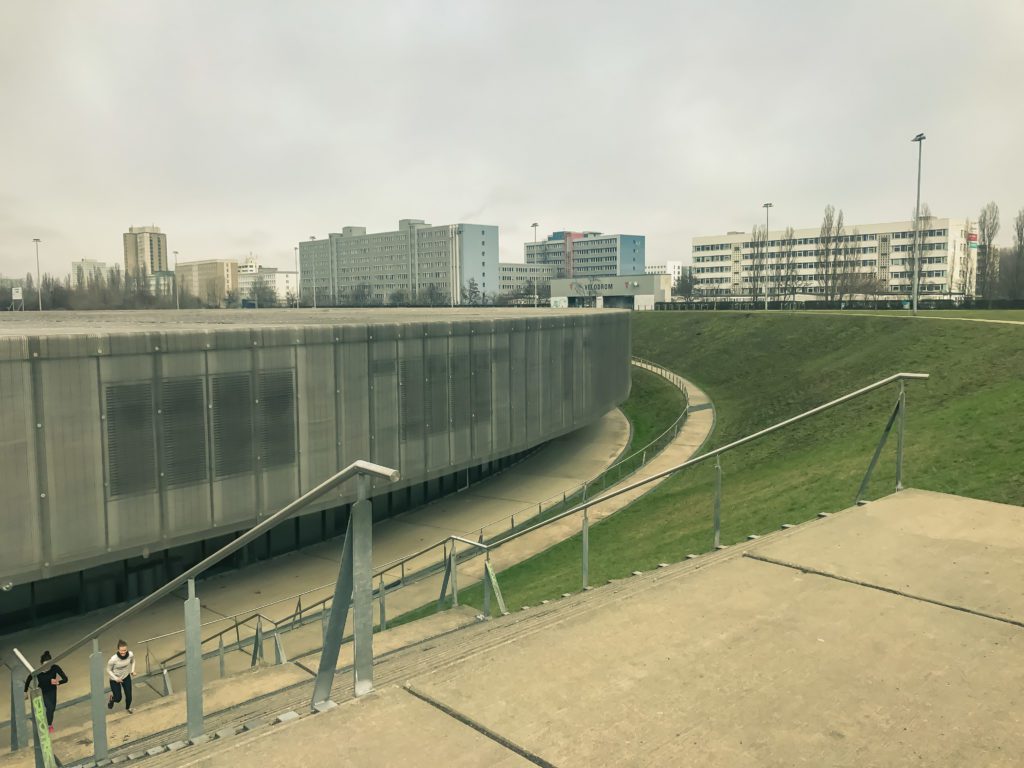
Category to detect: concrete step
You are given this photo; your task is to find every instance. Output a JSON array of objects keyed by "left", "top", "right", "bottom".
[{"left": 48, "top": 510, "right": 824, "bottom": 768}]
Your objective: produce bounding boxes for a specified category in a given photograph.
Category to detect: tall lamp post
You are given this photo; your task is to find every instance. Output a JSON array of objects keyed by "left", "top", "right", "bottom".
[
  {"left": 762, "top": 203, "right": 773, "bottom": 310},
  {"left": 32, "top": 238, "right": 42, "bottom": 311},
  {"left": 911, "top": 133, "right": 926, "bottom": 315},
  {"left": 173, "top": 250, "right": 180, "bottom": 310},
  {"left": 308, "top": 237, "right": 318, "bottom": 309},
  {"left": 531, "top": 223, "right": 539, "bottom": 307}
]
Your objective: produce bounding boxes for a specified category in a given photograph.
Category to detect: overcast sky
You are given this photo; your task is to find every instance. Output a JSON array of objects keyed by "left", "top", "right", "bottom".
[{"left": 1, "top": 0, "right": 1021, "bottom": 278}]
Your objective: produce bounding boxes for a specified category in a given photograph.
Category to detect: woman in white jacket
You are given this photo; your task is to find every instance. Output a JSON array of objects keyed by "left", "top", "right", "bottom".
[{"left": 106, "top": 639, "right": 135, "bottom": 713}]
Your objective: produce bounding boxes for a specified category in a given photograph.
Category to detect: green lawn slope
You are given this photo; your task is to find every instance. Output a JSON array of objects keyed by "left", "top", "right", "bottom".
[{"left": 400, "top": 313, "right": 1022, "bottom": 618}]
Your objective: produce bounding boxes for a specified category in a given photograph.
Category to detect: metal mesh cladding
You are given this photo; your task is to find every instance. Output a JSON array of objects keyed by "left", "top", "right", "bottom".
[
  {"left": 257, "top": 370, "right": 296, "bottom": 467},
  {"left": 105, "top": 382, "right": 157, "bottom": 497},
  {"left": 212, "top": 373, "right": 254, "bottom": 477},
  {"left": 160, "top": 378, "right": 208, "bottom": 486}
]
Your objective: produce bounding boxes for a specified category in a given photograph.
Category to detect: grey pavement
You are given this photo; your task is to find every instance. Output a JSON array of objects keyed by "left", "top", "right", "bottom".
[{"left": 47, "top": 488, "right": 1022, "bottom": 768}]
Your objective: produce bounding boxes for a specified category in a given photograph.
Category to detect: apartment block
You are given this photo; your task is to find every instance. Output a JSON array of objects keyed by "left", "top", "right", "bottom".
[
  {"left": 498, "top": 262, "right": 560, "bottom": 296},
  {"left": 298, "top": 219, "right": 499, "bottom": 305},
  {"left": 175, "top": 259, "right": 239, "bottom": 306},
  {"left": 71, "top": 259, "right": 114, "bottom": 286},
  {"left": 525, "top": 231, "right": 646, "bottom": 278},
  {"left": 123, "top": 225, "right": 168, "bottom": 276},
  {"left": 691, "top": 218, "right": 975, "bottom": 299}
]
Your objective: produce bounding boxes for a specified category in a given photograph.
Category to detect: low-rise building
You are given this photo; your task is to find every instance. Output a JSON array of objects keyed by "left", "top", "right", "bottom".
[
  {"left": 692, "top": 217, "right": 975, "bottom": 299},
  {"left": 238, "top": 256, "right": 298, "bottom": 306},
  {"left": 550, "top": 274, "right": 671, "bottom": 310},
  {"left": 645, "top": 260, "right": 687, "bottom": 286}
]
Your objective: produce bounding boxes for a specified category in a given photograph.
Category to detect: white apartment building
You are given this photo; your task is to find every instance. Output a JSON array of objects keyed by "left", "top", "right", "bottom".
[
  {"left": 525, "top": 231, "right": 646, "bottom": 278},
  {"left": 299, "top": 219, "right": 498, "bottom": 306},
  {"left": 645, "top": 260, "right": 686, "bottom": 286},
  {"left": 238, "top": 255, "right": 298, "bottom": 306},
  {"left": 123, "top": 225, "right": 168, "bottom": 276},
  {"left": 692, "top": 218, "right": 975, "bottom": 299}
]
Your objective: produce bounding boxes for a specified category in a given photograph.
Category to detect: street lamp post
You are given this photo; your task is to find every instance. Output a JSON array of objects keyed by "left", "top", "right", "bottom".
[
  {"left": 32, "top": 238, "right": 42, "bottom": 311},
  {"left": 173, "top": 250, "right": 180, "bottom": 310},
  {"left": 531, "top": 223, "right": 539, "bottom": 307},
  {"left": 762, "top": 203, "right": 773, "bottom": 310},
  {"left": 911, "top": 133, "right": 926, "bottom": 315},
  {"left": 309, "top": 237, "right": 318, "bottom": 309}
]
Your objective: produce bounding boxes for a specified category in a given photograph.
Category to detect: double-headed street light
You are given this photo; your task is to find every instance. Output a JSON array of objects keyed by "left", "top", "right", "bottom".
[
  {"left": 762, "top": 202, "right": 773, "bottom": 310},
  {"left": 911, "top": 133, "right": 926, "bottom": 315}
]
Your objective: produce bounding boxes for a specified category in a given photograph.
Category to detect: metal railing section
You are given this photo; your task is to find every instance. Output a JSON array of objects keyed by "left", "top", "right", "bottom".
[
  {"left": 397, "top": 371, "right": 928, "bottom": 617},
  {"left": 10, "top": 459, "right": 400, "bottom": 765}
]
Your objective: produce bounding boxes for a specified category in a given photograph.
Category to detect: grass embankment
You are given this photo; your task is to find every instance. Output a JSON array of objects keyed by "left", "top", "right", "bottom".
[
  {"left": 829, "top": 309, "right": 1024, "bottom": 322},
  {"left": 403, "top": 313, "right": 1023, "bottom": 618}
]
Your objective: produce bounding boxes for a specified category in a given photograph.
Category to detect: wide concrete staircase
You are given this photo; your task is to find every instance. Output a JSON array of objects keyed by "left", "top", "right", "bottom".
[{"left": 10, "top": 488, "right": 1022, "bottom": 767}]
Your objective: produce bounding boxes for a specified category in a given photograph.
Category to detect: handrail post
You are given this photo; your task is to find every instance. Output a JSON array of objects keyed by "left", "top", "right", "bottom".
[
  {"left": 896, "top": 380, "right": 906, "bottom": 491},
  {"left": 450, "top": 542, "right": 459, "bottom": 607},
  {"left": 581, "top": 508, "right": 590, "bottom": 589},
  {"left": 311, "top": 466, "right": 397, "bottom": 710},
  {"left": 482, "top": 554, "right": 492, "bottom": 618},
  {"left": 89, "top": 638, "right": 107, "bottom": 763},
  {"left": 352, "top": 474, "right": 375, "bottom": 696},
  {"left": 713, "top": 455, "right": 723, "bottom": 549},
  {"left": 378, "top": 574, "right": 387, "bottom": 632},
  {"left": 9, "top": 664, "right": 29, "bottom": 752},
  {"left": 184, "top": 578, "right": 203, "bottom": 741}
]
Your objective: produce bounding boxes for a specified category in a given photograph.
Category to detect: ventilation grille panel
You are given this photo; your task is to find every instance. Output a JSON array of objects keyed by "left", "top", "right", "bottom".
[{"left": 105, "top": 383, "right": 156, "bottom": 497}]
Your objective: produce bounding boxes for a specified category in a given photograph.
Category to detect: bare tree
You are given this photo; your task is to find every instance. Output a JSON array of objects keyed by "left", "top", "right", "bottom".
[
  {"left": 819, "top": 205, "right": 846, "bottom": 303},
  {"left": 908, "top": 203, "right": 932, "bottom": 301},
  {"left": 777, "top": 226, "right": 799, "bottom": 305},
  {"left": 977, "top": 202, "right": 1000, "bottom": 301},
  {"left": 747, "top": 225, "right": 766, "bottom": 304},
  {"left": 1005, "top": 208, "right": 1024, "bottom": 300},
  {"left": 674, "top": 266, "right": 695, "bottom": 298}
]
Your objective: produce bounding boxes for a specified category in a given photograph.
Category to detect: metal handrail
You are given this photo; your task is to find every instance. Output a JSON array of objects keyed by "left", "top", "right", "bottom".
[
  {"left": 384, "top": 372, "right": 928, "bottom": 566},
  {"left": 486, "top": 372, "right": 928, "bottom": 547},
  {"left": 14, "top": 459, "right": 400, "bottom": 679},
  {"left": 139, "top": 357, "right": 688, "bottom": 667}
]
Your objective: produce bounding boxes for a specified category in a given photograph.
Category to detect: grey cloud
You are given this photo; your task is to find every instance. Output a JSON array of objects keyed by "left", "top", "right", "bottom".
[{"left": 0, "top": 0, "right": 1021, "bottom": 279}]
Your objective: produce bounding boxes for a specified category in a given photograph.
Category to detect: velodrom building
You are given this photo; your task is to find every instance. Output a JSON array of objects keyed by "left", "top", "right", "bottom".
[{"left": 0, "top": 309, "right": 630, "bottom": 628}]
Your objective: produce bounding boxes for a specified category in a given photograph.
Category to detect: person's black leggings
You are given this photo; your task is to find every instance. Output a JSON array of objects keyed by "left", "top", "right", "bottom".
[
  {"left": 41, "top": 690, "right": 57, "bottom": 726},
  {"left": 110, "top": 676, "right": 132, "bottom": 709}
]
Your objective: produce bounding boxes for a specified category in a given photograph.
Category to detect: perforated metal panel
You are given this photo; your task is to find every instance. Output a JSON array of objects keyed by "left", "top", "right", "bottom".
[
  {"left": 398, "top": 357, "right": 424, "bottom": 443},
  {"left": 105, "top": 382, "right": 156, "bottom": 498},
  {"left": 160, "top": 378, "right": 208, "bottom": 487},
  {"left": 258, "top": 370, "right": 296, "bottom": 467},
  {"left": 212, "top": 373, "right": 253, "bottom": 478}
]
